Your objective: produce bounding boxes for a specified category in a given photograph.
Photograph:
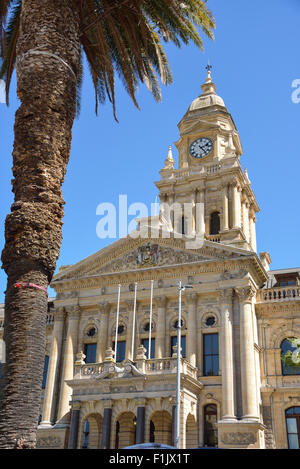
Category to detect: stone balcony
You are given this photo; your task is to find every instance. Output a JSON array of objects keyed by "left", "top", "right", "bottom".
[
  {"left": 257, "top": 286, "right": 300, "bottom": 303},
  {"left": 74, "top": 356, "right": 198, "bottom": 381}
]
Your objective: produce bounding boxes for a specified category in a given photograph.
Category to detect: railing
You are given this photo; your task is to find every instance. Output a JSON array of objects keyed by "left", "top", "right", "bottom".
[
  {"left": 80, "top": 363, "right": 106, "bottom": 376},
  {"left": 160, "top": 164, "right": 221, "bottom": 181},
  {"left": 77, "top": 358, "right": 198, "bottom": 380},
  {"left": 258, "top": 286, "right": 300, "bottom": 303},
  {"left": 205, "top": 234, "right": 221, "bottom": 243}
]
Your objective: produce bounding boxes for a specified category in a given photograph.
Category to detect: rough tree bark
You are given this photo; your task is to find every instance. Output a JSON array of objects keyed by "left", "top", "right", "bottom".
[{"left": 0, "top": 0, "right": 81, "bottom": 448}]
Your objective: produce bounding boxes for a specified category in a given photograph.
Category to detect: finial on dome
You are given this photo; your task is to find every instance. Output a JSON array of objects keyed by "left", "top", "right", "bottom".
[
  {"left": 201, "top": 60, "right": 216, "bottom": 96},
  {"left": 162, "top": 145, "right": 175, "bottom": 171},
  {"left": 205, "top": 60, "right": 212, "bottom": 83}
]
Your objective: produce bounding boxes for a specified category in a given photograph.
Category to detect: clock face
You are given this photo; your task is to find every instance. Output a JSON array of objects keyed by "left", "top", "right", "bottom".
[{"left": 189, "top": 137, "right": 213, "bottom": 159}]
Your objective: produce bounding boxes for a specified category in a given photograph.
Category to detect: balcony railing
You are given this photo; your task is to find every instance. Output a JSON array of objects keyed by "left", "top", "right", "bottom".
[
  {"left": 76, "top": 357, "right": 198, "bottom": 380},
  {"left": 258, "top": 286, "right": 300, "bottom": 303}
]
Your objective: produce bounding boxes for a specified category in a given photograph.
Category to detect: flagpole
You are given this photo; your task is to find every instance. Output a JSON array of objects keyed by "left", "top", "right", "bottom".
[
  {"left": 131, "top": 282, "right": 137, "bottom": 361},
  {"left": 114, "top": 284, "right": 121, "bottom": 362},
  {"left": 148, "top": 280, "right": 154, "bottom": 359}
]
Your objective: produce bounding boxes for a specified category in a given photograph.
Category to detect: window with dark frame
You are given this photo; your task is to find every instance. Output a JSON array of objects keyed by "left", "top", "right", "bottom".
[
  {"left": 84, "top": 343, "right": 97, "bottom": 364},
  {"left": 142, "top": 338, "right": 155, "bottom": 359},
  {"left": 209, "top": 212, "right": 220, "bottom": 235},
  {"left": 171, "top": 335, "right": 186, "bottom": 358},
  {"left": 204, "top": 404, "right": 218, "bottom": 447},
  {"left": 203, "top": 333, "right": 219, "bottom": 376},
  {"left": 286, "top": 407, "right": 300, "bottom": 449},
  {"left": 112, "top": 340, "right": 126, "bottom": 363},
  {"left": 42, "top": 355, "right": 49, "bottom": 389}
]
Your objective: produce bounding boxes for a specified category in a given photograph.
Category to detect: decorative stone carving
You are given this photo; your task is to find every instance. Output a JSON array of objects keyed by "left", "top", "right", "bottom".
[
  {"left": 221, "top": 432, "right": 257, "bottom": 445},
  {"left": 75, "top": 351, "right": 86, "bottom": 365},
  {"left": 220, "top": 269, "right": 247, "bottom": 280},
  {"left": 94, "top": 245, "right": 221, "bottom": 274},
  {"left": 235, "top": 285, "right": 256, "bottom": 303}
]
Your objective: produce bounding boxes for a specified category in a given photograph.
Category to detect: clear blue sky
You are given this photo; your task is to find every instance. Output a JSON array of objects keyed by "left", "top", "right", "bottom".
[{"left": 0, "top": 0, "right": 299, "bottom": 302}]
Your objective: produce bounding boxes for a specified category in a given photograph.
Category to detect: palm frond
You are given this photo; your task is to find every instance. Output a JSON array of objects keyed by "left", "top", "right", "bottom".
[
  {"left": 0, "top": 0, "right": 21, "bottom": 105},
  {"left": 0, "top": 0, "right": 215, "bottom": 116}
]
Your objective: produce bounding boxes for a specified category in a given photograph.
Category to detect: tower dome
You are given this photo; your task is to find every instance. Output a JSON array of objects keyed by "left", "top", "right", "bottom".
[{"left": 188, "top": 66, "right": 226, "bottom": 112}]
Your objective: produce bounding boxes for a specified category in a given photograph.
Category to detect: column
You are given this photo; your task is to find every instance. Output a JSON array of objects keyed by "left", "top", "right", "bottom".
[
  {"left": 155, "top": 297, "right": 167, "bottom": 358},
  {"left": 56, "top": 306, "right": 81, "bottom": 423},
  {"left": 219, "top": 289, "right": 236, "bottom": 420},
  {"left": 231, "top": 182, "right": 241, "bottom": 229},
  {"left": 40, "top": 308, "right": 65, "bottom": 426},
  {"left": 101, "top": 406, "right": 112, "bottom": 449},
  {"left": 136, "top": 406, "right": 146, "bottom": 444},
  {"left": 97, "top": 302, "right": 111, "bottom": 363},
  {"left": 186, "top": 293, "right": 198, "bottom": 367},
  {"left": 68, "top": 401, "right": 81, "bottom": 449},
  {"left": 222, "top": 184, "right": 229, "bottom": 231},
  {"left": 236, "top": 286, "right": 259, "bottom": 421},
  {"left": 249, "top": 208, "right": 257, "bottom": 252},
  {"left": 168, "top": 192, "right": 175, "bottom": 231},
  {"left": 195, "top": 189, "right": 205, "bottom": 236}
]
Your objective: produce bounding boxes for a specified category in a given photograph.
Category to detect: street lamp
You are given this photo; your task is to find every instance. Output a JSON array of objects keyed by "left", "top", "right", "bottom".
[{"left": 175, "top": 280, "right": 193, "bottom": 449}]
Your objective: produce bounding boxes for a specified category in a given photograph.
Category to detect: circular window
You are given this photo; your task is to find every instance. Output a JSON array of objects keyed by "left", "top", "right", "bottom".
[
  {"left": 117, "top": 325, "right": 125, "bottom": 334},
  {"left": 87, "top": 327, "right": 96, "bottom": 337},
  {"left": 174, "top": 319, "right": 184, "bottom": 329},
  {"left": 143, "top": 322, "right": 153, "bottom": 332},
  {"left": 205, "top": 316, "right": 216, "bottom": 327}
]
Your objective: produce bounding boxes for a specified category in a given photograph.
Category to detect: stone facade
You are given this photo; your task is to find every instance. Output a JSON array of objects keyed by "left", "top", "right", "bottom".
[{"left": 0, "top": 70, "right": 299, "bottom": 449}]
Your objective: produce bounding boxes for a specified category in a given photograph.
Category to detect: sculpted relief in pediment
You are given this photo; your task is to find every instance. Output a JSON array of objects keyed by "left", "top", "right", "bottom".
[{"left": 92, "top": 242, "right": 213, "bottom": 275}]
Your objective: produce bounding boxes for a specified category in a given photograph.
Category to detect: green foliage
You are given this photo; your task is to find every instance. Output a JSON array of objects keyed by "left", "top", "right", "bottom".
[{"left": 0, "top": 0, "right": 215, "bottom": 119}]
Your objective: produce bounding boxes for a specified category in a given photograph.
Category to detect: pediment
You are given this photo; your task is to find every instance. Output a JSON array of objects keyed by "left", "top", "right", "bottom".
[
  {"left": 53, "top": 236, "right": 253, "bottom": 282},
  {"left": 179, "top": 118, "right": 220, "bottom": 136}
]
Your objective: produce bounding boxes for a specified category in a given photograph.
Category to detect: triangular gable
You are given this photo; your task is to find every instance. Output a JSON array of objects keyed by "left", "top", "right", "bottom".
[{"left": 53, "top": 236, "right": 253, "bottom": 282}]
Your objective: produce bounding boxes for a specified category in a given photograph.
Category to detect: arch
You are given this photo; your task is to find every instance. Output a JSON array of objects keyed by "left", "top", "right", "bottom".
[
  {"left": 149, "top": 410, "right": 172, "bottom": 445},
  {"left": 186, "top": 414, "right": 198, "bottom": 448},
  {"left": 114, "top": 411, "right": 136, "bottom": 449},
  {"left": 80, "top": 413, "right": 103, "bottom": 449},
  {"left": 209, "top": 212, "right": 220, "bottom": 235},
  {"left": 203, "top": 404, "right": 218, "bottom": 447},
  {"left": 270, "top": 326, "right": 300, "bottom": 349}
]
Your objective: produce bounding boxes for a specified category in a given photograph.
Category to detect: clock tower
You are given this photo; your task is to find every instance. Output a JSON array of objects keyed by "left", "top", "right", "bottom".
[{"left": 155, "top": 68, "right": 259, "bottom": 251}]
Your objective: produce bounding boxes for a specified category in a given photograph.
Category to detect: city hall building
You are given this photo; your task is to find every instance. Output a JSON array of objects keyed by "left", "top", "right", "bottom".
[{"left": 1, "top": 70, "right": 300, "bottom": 449}]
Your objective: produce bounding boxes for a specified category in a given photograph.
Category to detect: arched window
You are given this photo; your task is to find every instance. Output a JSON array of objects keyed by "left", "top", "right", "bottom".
[
  {"left": 209, "top": 212, "right": 220, "bottom": 235},
  {"left": 115, "top": 420, "right": 120, "bottom": 449},
  {"left": 281, "top": 339, "right": 300, "bottom": 376},
  {"left": 150, "top": 420, "right": 155, "bottom": 442},
  {"left": 286, "top": 407, "right": 300, "bottom": 449},
  {"left": 204, "top": 404, "right": 218, "bottom": 447},
  {"left": 82, "top": 419, "right": 90, "bottom": 449}
]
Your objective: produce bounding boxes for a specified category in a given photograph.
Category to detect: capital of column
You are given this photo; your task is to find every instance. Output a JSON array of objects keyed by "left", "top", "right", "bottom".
[
  {"left": 185, "top": 292, "right": 198, "bottom": 306},
  {"left": 155, "top": 296, "right": 168, "bottom": 308},
  {"left": 54, "top": 307, "right": 66, "bottom": 321},
  {"left": 235, "top": 285, "right": 256, "bottom": 304},
  {"left": 218, "top": 288, "right": 234, "bottom": 305},
  {"left": 98, "top": 301, "right": 111, "bottom": 314},
  {"left": 71, "top": 401, "right": 81, "bottom": 411},
  {"left": 65, "top": 305, "right": 81, "bottom": 319}
]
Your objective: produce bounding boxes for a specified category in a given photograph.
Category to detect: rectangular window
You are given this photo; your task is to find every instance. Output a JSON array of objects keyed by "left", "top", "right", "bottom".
[
  {"left": 142, "top": 338, "right": 155, "bottom": 359},
  {"left": 42, "top": 355, "right": 49, "bottom": 389},
  {"left": 203, "top": 333, "right": 219, "bottom": 376},
  {"left": 171, "top": 335, "right": 186, "bottom": 358},
  {"left": 84, "top": 343, "right": 97, "bottom": 364},
  {"left": 112, "top": 341, "right": 126, "bottom": 363}
]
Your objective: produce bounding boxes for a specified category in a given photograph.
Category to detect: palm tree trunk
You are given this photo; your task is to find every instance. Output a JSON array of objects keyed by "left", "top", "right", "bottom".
[{"left": 0, "top": 0, "right": 81, "bottom": 448}]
